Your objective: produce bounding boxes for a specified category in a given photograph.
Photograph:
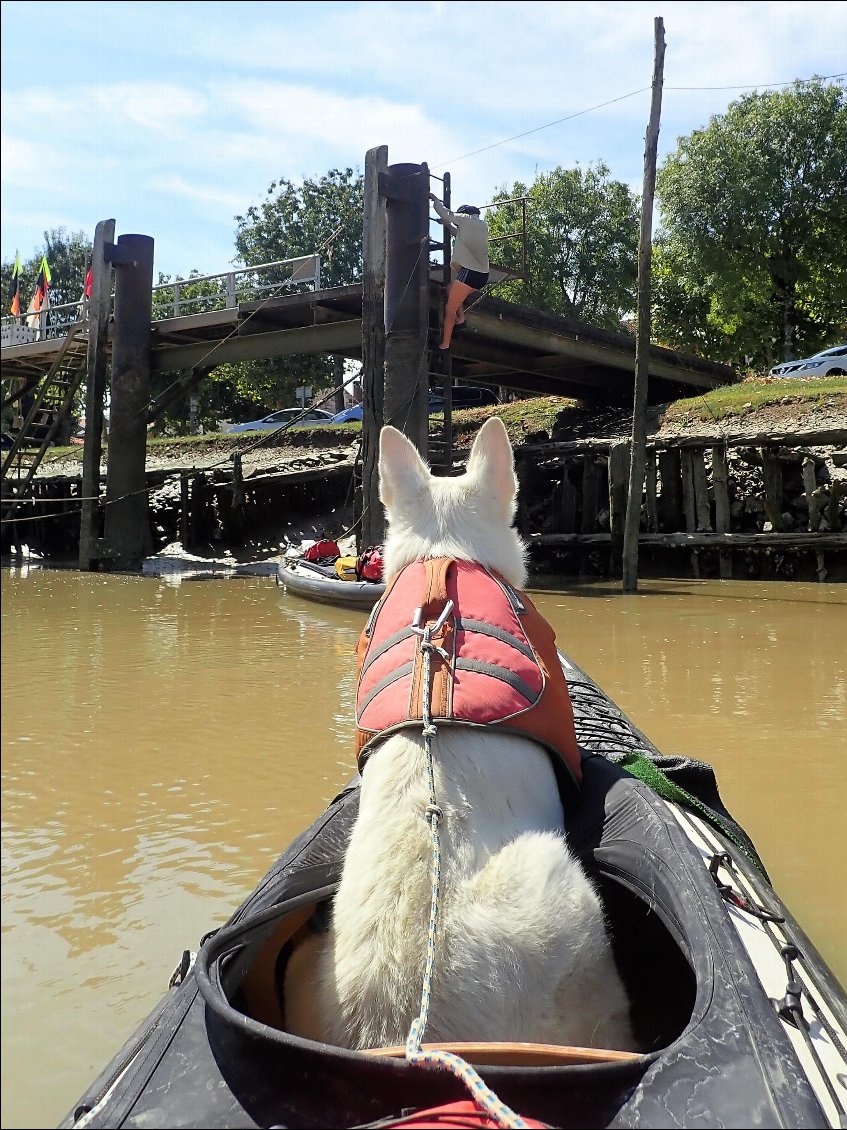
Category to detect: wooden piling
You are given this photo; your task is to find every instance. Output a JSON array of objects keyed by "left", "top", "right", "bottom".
[
  {"left": 761, "top": 451, "right": 784, "bottom": 531},
  {"left": 680, "top": 449, "right": 700, "bottom": 577},
  {"left": 360, "top": 145, "right": 388, "bottom": 551},
  {"left": 103, "top": 234, "right": 155, "bottom": 568},
  {"left": 609, "top": 441, "right": 630, "bottom": 574},
  {"left": 657, "top": 449, "right": 682, "bottom": 532},
  {"left": 711, "top": 444, "right": 732, "bottom": 578},
  {"left": 79, "top": 218, "right": 115, "bottom": 570},
  {"left": 581, "top": 457, "right": 601, "bottom": 533}
]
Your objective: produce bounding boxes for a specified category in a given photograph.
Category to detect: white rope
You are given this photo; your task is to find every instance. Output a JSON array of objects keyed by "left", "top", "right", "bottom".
[{"left": 404, "top": 602, "right": 528, "bottom": 1130}]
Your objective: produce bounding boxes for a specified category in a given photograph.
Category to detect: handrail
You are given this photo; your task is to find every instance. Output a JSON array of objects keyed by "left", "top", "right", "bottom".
[{"left": 0, "top": 253, "right": 322, "bottom": 341}]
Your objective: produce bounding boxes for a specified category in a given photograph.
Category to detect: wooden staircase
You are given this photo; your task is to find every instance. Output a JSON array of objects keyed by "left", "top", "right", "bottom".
[{"left": 1, "top": 322, "right": 89, "bottom": 529}]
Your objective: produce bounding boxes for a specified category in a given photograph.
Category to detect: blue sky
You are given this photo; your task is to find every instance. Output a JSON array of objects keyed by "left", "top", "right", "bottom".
[{"left": 2, "top": 0, "right": 845, "bottom": 282}]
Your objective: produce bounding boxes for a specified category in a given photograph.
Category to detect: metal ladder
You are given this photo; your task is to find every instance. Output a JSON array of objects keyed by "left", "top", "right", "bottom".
[{"left": 1, "top": 322, "right": 89, "bottom": 530}]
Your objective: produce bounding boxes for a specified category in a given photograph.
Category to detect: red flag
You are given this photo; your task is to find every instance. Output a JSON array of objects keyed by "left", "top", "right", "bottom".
[
  {"left": 26, "top": 255, "right": 51, "bottom": 327},
  {"left": 84, "top": 267, "right": 92, "bottom": 298},
  {"left": 8, "top": 251, "right": 21, "bottom": 317}
]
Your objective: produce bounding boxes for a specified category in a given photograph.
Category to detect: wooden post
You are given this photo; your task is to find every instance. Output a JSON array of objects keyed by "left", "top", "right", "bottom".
[
  {"left": 645, "top": 449, "right": 658, "bottom": 532},
  {"left": 711, "top": 444, "right": 732, "bottom": 578},
  {"left": 622, "top": 15, "right": 665, "bottom": 593},
  {"left": 431, "top": 170, "right": 453, "bottom": 477},
  {"left": 553, "top": 463, "right": 577, "bottom": 533},
  {"left": 692, "top": 448, "right": 712, "bottom": 530},
  {"left": 360, "top": 146, "right": 388, "bottom": 551},
  {"left": 383, "top": 161, "right": 430, "bottom": 451},
  {"left": 180, "top": 472, "right": 190, "bottom": 549},
  {"left": 332, "top": 355, "right": 345, "bottom": 414},
  {"left": 657, "top": 449, "right": 682, "bottom": 531},
  {"left": 609, "top": 441, "right": 630, "bottom": 575},
  {"left": 680, "top": 448, "right": 700, "bottom": 577},
  {"left": 802, "top": 456, "right": 827, "bottom": 581},
  {"left": 78, "top": 218, "right": 116, "bottom": 570},
  {"left": 103, "top": 234, "right": 155, "bottom": 568},
  {"left": 581, "top": 456, "right": 601, "bottom": 533},
  {"left": 761, "top": 450, "right": 784, "bottom": 531}
]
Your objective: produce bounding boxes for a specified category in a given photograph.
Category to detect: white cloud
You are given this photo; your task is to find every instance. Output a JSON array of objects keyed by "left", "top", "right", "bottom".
[{"left": 1, "top": 0, "right": 844, "bottom": 278}]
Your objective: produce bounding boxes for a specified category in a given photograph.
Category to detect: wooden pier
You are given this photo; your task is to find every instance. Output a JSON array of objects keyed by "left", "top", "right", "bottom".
[{"left": 517, "top": 428, "right": 847, "bottom": 581}]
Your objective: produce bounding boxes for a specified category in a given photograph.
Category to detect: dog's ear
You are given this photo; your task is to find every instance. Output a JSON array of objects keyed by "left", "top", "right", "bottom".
[
  {"left": 378, "top": 426, "right": 431, "bottom": 513},
  {"left": 466, "top": 417, "right": 518, "bottom": 522}
]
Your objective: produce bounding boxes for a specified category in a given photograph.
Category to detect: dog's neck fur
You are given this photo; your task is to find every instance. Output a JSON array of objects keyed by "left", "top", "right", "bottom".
[{"left": 378, "top": 418, "right": 527, "bottom": 588}]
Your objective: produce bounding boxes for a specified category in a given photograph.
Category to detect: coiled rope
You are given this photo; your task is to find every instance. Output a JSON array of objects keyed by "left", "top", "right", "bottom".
[{"left": 404, "top": 601, "right": 528, "bottom": 1130}]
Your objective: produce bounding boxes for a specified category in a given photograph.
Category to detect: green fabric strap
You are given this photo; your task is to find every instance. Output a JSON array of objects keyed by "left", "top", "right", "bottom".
[{"left": 618, "top": 751, "right": 766, "bottom": 876}]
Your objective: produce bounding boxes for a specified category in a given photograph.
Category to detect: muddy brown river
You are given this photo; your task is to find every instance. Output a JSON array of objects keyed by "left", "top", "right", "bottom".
[{"left": 1, "top": 566, "right": 845, "bottom": 1128}]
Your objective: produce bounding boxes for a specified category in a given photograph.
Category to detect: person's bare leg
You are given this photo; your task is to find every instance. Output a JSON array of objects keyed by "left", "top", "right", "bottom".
[{"left": 440, "top": 280, "right": 474, "bottom": 349}]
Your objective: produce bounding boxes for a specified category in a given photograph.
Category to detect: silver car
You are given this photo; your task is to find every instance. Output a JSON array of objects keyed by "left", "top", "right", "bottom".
[
  {"left": 769, "top": 344, "right": 847, "bottom": 378},
  {"left": 226, "top": 407, "right": 335, "bottom": 433}
]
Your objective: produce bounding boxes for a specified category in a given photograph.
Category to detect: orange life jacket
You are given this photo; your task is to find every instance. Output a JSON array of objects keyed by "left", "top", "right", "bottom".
[{"left": 354, "top": 558, "right": 581, "bottom": 791}]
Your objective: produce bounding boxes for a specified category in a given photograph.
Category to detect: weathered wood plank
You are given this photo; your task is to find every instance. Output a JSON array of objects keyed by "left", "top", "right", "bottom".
[
  {"left": 608, "top": 441, "right": 630, "bottom": 573},
  {"left": 761, "top": 450, "right": 784, "bottom": 531},
  {"left": 711, "top": 445, "right": 732, "bottom": 578}
]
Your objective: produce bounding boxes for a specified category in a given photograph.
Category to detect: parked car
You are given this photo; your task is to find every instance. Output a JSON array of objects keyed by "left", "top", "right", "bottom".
[
  {"left": 329, "top": 394, "right": 476, "bottom": 423},
  {"left": 793, "top": 344, "right": 847, "bottom": 378},
  {"left": 330, "top": 404, "right": 363, "bottom": 423},
  {"left": 226, "top": 407, "right": 335, "bottom": 434},
  {"left": 768, "top": 345, "right": 847, "bottom": 378}
]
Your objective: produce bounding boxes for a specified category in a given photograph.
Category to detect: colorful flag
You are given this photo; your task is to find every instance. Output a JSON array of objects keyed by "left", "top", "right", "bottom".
[
  {"left": 8, "top": 250, "right": 21, "bottom": 317},
  {"left": 26, "top": 254, "right": 51, "bottom": 328},
  {"left": 77, "top": 265, "right": 93, "bottom": 318}
]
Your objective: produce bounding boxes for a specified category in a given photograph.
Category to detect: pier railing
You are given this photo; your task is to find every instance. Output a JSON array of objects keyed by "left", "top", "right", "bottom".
[{"left": 0, "top": 254, "right": 321, "bottom": 343}]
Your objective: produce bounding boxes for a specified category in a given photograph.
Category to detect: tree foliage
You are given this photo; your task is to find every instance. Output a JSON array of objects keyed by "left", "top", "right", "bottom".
[
  {"left": 216, "top": 167, "right": 365, "bottom": 418},
  {"left": 235, "top": 167, "right": 364, "bottom": 288},
  {"left": 485, "top": 163, "right": 639, "bottom": 328},
  {"left": 654, "top": 78, "right": 847, "bottom": 369},
  {"left": 2, "top": 228, "right": 92, "bottom": 315}
]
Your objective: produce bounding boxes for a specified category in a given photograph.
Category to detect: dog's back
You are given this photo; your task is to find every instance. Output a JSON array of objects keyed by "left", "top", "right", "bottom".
[{"left": 287, "top": 419, "right": 636, "bottom": 1051}]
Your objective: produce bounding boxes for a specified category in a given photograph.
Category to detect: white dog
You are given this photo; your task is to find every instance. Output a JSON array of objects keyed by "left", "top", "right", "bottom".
[{"left": 285, "top": 417, "right": 636, "bottom": 1052}]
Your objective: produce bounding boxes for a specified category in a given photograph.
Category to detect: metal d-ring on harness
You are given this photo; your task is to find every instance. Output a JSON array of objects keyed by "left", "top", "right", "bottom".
[{"left": 404, "top": 600, "right": 529, "bottom": 1130}]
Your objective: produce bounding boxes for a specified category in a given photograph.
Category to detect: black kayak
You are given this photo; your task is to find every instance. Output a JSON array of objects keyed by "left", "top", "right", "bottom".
[{"left": 60, "top": 651, "right": 847, "bottom": 1129}]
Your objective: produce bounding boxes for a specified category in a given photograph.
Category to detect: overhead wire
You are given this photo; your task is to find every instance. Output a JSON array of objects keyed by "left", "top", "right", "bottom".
[{"left": 433, "top": 70, "right": 846, "bottom": 170}]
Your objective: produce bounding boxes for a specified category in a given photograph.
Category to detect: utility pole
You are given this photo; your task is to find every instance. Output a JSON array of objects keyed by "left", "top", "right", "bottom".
[{"left": 622, "top": 16, "right": 665, "bottom": 593}]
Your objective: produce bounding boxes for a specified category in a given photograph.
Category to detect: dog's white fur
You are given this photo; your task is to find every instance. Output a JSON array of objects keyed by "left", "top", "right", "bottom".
[{"left": 285, "top": 417, "right": 636, "bottom": 1050}]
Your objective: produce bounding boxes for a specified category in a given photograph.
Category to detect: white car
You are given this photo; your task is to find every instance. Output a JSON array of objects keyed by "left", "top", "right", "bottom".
[
  {"left": 226, "top": 407, "right": 335, "bottom": 434},
  {"left": 769, "top": 344, "right": 847, "bottom": 378}
]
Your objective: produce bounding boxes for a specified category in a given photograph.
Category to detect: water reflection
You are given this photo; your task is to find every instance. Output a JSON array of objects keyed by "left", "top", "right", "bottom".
[{"left": 1, "top": 568, "right": 845, "bottom": 1129}]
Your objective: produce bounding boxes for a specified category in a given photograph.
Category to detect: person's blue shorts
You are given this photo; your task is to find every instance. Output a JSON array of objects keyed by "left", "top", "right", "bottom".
[{"left": 455, "top": 267, "right": 489, "bottom": 290}]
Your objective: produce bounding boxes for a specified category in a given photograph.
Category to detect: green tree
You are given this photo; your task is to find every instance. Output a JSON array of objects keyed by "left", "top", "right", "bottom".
[
  {"left": 655, "top": 78, "right": 847, "bottom": 370},
  {"left": 2, "top": 228, "right": 92, "bottom": 316},
  {"left": 221, "top": 167, "right": 365, "bottom": 415},
  {"left": 485, "top": 163, "right": 639, "bottom": 328},
  {"left": 234, "top": 167, "right": 364, "bottom": 288}
]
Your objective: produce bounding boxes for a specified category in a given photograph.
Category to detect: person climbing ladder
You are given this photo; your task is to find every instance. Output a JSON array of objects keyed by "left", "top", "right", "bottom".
[{"left": 429, "top": 194, "right": 489, "bottom": 352}]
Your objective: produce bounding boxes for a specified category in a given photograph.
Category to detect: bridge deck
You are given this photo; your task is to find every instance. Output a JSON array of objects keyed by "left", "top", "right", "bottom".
[{"left": 1, "top": 278, "right": 735, "bottom": 403}]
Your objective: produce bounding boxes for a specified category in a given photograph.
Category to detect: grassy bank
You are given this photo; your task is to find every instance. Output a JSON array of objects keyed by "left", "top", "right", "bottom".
[{"left": 38, "top": 376, "right": 846, "bottom": 469}]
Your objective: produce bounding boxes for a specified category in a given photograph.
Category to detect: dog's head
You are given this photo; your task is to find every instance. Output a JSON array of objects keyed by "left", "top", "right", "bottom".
[{"left": 378, "top": 416, "right": 526, "bottom": 587}]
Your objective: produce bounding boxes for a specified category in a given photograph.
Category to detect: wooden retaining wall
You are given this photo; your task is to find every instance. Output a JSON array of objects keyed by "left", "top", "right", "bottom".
[
  {"left": 2, "top": 454, "right": 355, "bottom": 562},
  {"left": 516, "top": 428, "right": 847, "bottom": 582}
]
